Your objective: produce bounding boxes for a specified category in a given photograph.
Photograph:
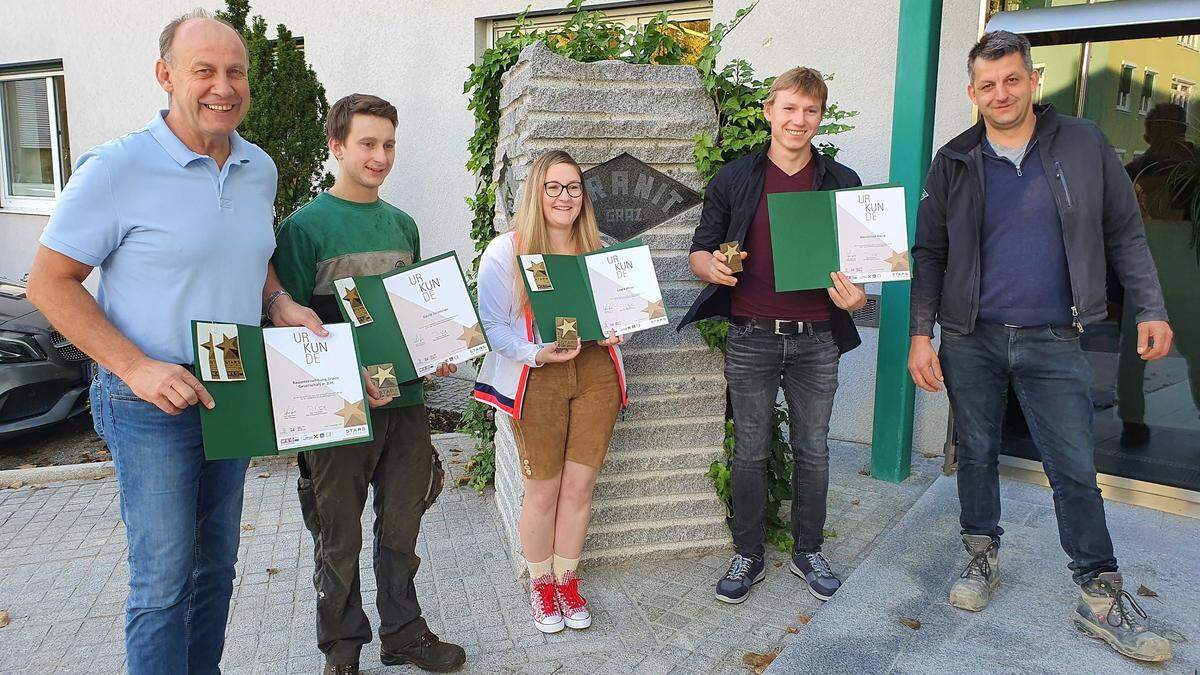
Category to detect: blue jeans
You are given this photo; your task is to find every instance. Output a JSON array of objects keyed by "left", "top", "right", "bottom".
[
  {"left": 939, "top": 321, "right": 1117, "bottom": 584},
  {"left": 724, "top": 323, "right": 840, "bottom": 558},
  {"left": 91, "top": 367, "right": 248, "bottom": 674}
]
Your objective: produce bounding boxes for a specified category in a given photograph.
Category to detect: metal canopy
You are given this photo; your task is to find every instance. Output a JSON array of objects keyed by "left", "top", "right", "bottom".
[{"left": 987, "top": 0, "right": 1200, "bottom": 46}]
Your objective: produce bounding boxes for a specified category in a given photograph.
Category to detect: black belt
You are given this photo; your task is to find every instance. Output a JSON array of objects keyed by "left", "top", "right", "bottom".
[{"left": 730, "top": 316, "right": 832, "bottom": 336}]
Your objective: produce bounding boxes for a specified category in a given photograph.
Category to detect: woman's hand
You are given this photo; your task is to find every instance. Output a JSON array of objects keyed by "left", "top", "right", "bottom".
[
  {"left": 598, "top": 331, "right": 624, "bottom": 347},
  {"left": 534, "top": 342, "right": 582, "bottom": 365}
]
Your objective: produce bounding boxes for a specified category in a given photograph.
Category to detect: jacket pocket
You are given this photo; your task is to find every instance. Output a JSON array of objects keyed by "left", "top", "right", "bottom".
[{"left": 1054, "top": 161, "right": 1074, "bottom": 209}]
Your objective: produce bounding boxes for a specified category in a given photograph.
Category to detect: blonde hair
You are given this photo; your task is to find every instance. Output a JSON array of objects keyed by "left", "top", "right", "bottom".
[
  {"left": 765, "top": 66, "right": 828, "bottom": 113},
  {"left": 511, "top": 150, "right": 603, "bottom": 311}
]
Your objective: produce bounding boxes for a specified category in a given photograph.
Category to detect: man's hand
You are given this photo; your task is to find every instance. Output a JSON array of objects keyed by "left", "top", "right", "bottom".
[
  {"left": 123, "top": 357, "right": 214, "bottom": 415},
  {"left": 598, "top": 331, "right": 624, "bottom": 347},
  {"left": 1136, "top": 320, "right": 1173, "bottom": 361},
  {"left": 827, "top": 272, "right": 867, "bottom": 311},
  {"left": 423, "top": 362, "right": 458, "bottom": 382},
  {"left": 363, "top": 367, "right": 394, "bottom": 408},
  {"left": 908, "top": 336, "right": 944, "bottom": 393},
  {"left": 269, "top": 296, "right": 328, "bottom": 338},
  {"left": 535, "top": 342, "right": 582, "bottom": 365},
  {"left": 689, "top": 248, "right": 746, "bottom": 286}
]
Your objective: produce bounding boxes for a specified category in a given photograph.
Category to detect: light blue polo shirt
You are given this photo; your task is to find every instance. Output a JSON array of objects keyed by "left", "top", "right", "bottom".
[{"left": 40, "top": 110, "right": 277, "bottom": 365}]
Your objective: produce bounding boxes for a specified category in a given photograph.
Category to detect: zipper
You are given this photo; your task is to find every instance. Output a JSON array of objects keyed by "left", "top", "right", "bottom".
[
  {"left": 1072, "top": 305, "right": 1083, "bottom": 333},
  {"left": 1054, "top": 161, "right": 1073, "bottom": 209}
]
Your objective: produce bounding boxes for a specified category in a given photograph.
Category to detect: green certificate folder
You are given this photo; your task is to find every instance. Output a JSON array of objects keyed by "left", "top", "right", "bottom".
[
  {"left": 334, "top": 251, "right": 488, "bottom": 382},
  {"left": 767, "top": 183, "right": 908, "bottom": 291},
  {"left": 517, "top": 238, "right": 663, "bottom": 342},
  {"left": 191, "top": 320, "right": 373, "bottom": 459}
]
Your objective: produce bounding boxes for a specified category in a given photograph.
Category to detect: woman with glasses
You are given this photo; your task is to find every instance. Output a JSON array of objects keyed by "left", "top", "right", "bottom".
[{"left": 473, "top": 150, "right": 627, "bottom": 634}]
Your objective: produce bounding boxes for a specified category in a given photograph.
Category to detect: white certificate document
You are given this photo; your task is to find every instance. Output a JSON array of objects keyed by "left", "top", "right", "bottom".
[
  {"left": 383, "top": 255, "right": 489, "bottom": 377},
  {"left": 263, "top": 324, "right": 370, "bottom": 452},
  {"left": 584, "top": 244, "right": 669, "bottom": 336},
  {"left": 834, "top": 186, "right": 911, "bottom": 283}
]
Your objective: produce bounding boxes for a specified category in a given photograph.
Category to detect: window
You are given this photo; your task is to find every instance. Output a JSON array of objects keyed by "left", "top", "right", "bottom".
[
  {"left": 1171, "top": 76, "right": 1194, "bottom": 108},
  {"left": 1180, "top": 34, "right": 1199, "bottom": 51},
  {"left": 1139, "top": 69, "right": 1156, "bottom": 115},
  {"left": 1033, "top": 64, "right": 1046, "bottom": 104},
  {"left": 0, "top": 63, "right": 70, "bottom": 212},
  {"left": 489, "top": 1, "right": 712, "bottom": 63},
  {"left": 1116, "top": 62, "right": 1135, "bottom": 111}
]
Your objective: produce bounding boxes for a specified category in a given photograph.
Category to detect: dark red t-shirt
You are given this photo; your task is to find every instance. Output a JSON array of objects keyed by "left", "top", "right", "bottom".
[{"left": 730, "top": 157, "right": 833, "bottom": 321}]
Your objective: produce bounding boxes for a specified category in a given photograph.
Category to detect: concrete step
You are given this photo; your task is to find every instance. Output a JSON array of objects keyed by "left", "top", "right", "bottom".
[
  {"left": 609, "top": 416, "right": 726, "bottom": 450},
  {"left": 585, "top": 536, "right": 732, "bottom": 569},
  {"left": 649, "top": 251, "right": 693, "bottom": 283},
  {"left": 603, "top": 444, "right": 723, "bottom": 474},
  {"left": 625, "top": 372, "right": 725, "bottom": 398},
  {"left": 620, "top": 346, "right": 723, "bottom": 376},
  {"left": 591, "top": 491, "right": 727, "bottom": 526},
  {"left": 584, "top": 513, "right": 729, "bottom": 551},
  {"left": 592, "top": 465, "right": 713, "bottom": 500},
  {"left": 621, "top": 391, "right": 724, "bottom": 422}
]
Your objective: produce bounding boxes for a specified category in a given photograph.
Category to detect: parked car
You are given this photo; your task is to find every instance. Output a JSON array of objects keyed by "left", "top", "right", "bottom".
[{"left": 0, "top": 281, "right": 92, "bottom": 441}]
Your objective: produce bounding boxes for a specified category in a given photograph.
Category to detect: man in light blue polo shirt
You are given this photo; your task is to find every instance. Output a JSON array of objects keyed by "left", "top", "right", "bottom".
[{"left": 26, "top": 10, "right": 323, "bottom": 674}]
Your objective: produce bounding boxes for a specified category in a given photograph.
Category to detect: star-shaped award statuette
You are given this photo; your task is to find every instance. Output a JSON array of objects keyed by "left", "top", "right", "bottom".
[
  {"left": 719, "top": 241, "right": 743, "bottom": 273},
  {"left": 340, "top": 283, "right": 373, "bottom": 324},
  {"left": 217, "top": 333, "right": 245, "bottom": 380},
  {"left": 367, "top": 364, "right": 401, "bottom": 398},
  {"left": 200, "top": 333, "right": 221, "bottom": 381},
  {"left": 555, "top": 316, "right": 579, "bottom": 350},
  {"left": 525, "top": 260, "right": 553, "bottom": 291},
  {"left": 335, "top": 399, "right": 368, "bottom": 428},
  {"left": 458, "top": 322, "right": 486, "bottom": 348},
  {"left": 885, "top": 249, "right": 911, "bottom": 273},
  {"left": 643, "top": 298, "right": 667, "bottom": 320}
]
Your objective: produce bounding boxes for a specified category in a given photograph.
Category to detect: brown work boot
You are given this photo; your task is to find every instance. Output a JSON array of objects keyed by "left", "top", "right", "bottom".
[
  {"left": 1073, "top": 572, "right": 1173, "bottom": 663},
  {"left": 948, "top": 534, "right": 999, "bottom": 612}
]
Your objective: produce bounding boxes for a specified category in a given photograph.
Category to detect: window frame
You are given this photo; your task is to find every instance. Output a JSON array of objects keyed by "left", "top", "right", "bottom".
[
  {"left": 1115, "top": 61, "right": 1135, "bottom": 112},
  {"left": 0, "top": 67, "right": 68, "bottom": 214},
  {"left": 1032, "top": 63, "right": 1046, "bottom": 105},
  {"left": 1139, "top": 68, "right": 1157, "bottom": 116},
  {"left": 1170, "top": 75, "right": 1195, "bottom": 109}
]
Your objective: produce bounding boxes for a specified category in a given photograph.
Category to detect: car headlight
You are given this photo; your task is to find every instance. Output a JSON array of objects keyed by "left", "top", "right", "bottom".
[{"left": 0, "top": 331, "right": 46, "bottom": 364}]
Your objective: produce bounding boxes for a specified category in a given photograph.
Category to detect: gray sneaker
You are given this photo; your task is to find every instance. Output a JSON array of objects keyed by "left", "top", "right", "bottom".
[
  {"left": 948, "top": 534, "right": 999, "bottom": 612},
  {"left": 789, "top": 551, "right": 841, "bottom": 601},
  {"left": 1073, "top": 572, "right": 1173, "bottom": 663}
]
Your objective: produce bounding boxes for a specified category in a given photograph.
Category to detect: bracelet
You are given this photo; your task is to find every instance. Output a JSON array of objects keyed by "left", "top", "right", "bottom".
[{"left": 265, "top": 289, "right": 290, "bottom": 319}]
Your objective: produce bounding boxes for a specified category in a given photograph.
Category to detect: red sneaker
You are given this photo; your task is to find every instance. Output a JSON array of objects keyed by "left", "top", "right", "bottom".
[
  {"left": 555, "top": 570, "right": 591, "bottom": 629},
  {"left": 530, "top": 573, "right": 564, "bottom": 633}
]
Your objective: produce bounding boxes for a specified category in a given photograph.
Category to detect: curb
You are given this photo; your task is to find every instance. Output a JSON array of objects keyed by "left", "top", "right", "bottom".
[{"left": 0, "top": 432, "right": 477, "bottom": 489}]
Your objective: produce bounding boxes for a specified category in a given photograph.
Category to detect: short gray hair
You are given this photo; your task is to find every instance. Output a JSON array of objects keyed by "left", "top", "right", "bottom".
[
  {"left": 159, "top": 8, "right": 246, "bottom": 63},
  {"left": 967, "top": 31, "right": 1033, "bottom": 81}
]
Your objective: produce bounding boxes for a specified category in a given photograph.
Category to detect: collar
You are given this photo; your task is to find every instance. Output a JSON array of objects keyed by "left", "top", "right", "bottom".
[
  {"left": 944, "top": 103, "right": 1059, "bottom": 160},
  {"left": 148, "top": 109, "right": 252, "bottom": 168},
  {"left": 755, "top": 144, "right": 828, "bottom": 181}
]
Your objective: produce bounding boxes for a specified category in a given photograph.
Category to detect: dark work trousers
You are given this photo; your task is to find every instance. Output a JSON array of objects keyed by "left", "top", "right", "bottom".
[{"left": 297, "top": 404, "right": 433, "bottom": 665}]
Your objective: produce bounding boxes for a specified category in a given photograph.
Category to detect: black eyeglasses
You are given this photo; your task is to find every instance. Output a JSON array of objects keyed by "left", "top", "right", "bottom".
[{"left": 544, "top": 181, "right": 583, "bottom": 198}]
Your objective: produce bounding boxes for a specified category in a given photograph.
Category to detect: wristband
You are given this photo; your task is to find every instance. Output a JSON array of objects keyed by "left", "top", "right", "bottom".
[{"left": 265, "top": 289, "right": 290, "bottom": 319}]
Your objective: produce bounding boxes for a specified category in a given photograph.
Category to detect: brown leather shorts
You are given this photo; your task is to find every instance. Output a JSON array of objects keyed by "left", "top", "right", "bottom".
[{"left": 511, "top": 342, "right": 621, "bottom": 480}]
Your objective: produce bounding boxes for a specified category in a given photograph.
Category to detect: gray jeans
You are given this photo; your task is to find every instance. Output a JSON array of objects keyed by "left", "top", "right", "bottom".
[{"left": 724, "top": 323, "right": 840, "bottom": 558}]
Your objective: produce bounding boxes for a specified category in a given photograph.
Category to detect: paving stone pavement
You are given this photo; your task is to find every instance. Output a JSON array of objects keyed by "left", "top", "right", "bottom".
[
  {"left": 424, "top": 377, "right": 474, "bottom": 414},
  {"left": 0, "top": 440, "right": 942, "bottom": 674}
]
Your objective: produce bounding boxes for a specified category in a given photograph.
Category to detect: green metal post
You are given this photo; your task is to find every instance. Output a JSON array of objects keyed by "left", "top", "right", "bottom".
[{"left": 870, "top": 0, "right": 943, "bottom": 483}]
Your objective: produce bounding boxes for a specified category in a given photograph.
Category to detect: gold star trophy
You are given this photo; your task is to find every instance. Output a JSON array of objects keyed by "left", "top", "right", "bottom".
[
  {"left": 719, "top": 241, "right": 743, "bottom": 273},
  {"left": 526, "top": 260, "right": 554, "bottom": 291},
  {"left": 341, "top": 284, "right": 373, "bottom": 325},
  {"left": 555, "top": 316, "right": 580, "bottom": 350},
  {"left": 366, "top": 363, "right": 401, "bottom": 398},
  {"left": 200, "top": 333, "right": 221, "bottom": 381},
  {"left": 217, "top": 333, "right": 245, "bottom": 380}
]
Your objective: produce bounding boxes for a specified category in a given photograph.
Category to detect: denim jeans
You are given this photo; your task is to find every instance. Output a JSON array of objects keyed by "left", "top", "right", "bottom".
[
  {"left": 91, "top": 367, "right": 248, "bottom": 674},
  {"left": 724, "top": 323, "right": 840, "bottom": 559},
  {"left": 939, "top": 321, "right": 1118, "bottom": 584}
]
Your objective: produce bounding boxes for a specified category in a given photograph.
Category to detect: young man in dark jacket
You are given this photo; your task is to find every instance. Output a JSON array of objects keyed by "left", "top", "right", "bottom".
[
  {"left": 680, "top": 67, "right": 867, "bottom": 605},
  {"left": 909, "top": 31, "right": 1174, "bottom": 663}
]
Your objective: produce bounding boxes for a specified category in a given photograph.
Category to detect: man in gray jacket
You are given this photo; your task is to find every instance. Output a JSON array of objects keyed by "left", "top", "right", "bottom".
[{"left": 908, "top": 31, "right": 1174, "bottom": 663}]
